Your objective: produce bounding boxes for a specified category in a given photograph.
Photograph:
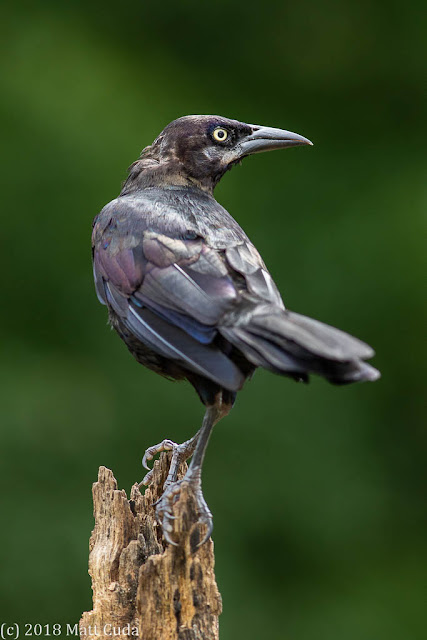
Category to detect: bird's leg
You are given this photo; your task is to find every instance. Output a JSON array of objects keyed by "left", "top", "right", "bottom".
[
  {"left": 156, "top": 392, "right": 231, "bottom": 547},
  {"left": 139, "top": 431, "right": 201, "bottom": 488}
]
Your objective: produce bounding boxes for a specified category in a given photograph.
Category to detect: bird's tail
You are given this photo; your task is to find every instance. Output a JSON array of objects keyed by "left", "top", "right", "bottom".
[{"left": 220, "top": 305, "right": 380, "bottom": 384}]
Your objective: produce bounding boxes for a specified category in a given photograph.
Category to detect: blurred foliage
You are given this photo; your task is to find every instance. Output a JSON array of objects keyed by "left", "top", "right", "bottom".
[{"left": 0, "top": 1, "right": 426, "bottom": 638}]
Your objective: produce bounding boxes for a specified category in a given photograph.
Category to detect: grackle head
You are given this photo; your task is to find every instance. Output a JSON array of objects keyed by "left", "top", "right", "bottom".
[{"left": 123, "top": 115, "right": 312, "bottom": 194}]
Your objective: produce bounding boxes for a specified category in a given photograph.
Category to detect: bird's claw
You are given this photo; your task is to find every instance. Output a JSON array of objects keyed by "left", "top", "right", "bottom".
[
  {"left": 139, "top": 434, "right": 199, "bottom": 489},
  {"left": 142, "top": 439, "right": 176, "bottom": 471},
  {"left": 196, "top": 508, "right": 214, "bottom": 547},
  {"left": 139, "top": 438, "right": 177, "bottom": 487},
  {"left": 156, "top": 481, "right": 182, "bottom": 545},
  {"left": 155, "top": 477, "right": 213, "bottom": 547}
]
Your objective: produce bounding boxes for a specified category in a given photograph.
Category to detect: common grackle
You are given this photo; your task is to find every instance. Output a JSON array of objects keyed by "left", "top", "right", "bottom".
[{"left": 92, "top": 115, "right": 380, "bottom": 545}]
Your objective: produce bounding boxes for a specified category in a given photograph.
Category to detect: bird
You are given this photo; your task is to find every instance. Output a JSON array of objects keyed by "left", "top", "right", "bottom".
[{"left": 92, "top": 115, "right": 380, "bottom": 546}]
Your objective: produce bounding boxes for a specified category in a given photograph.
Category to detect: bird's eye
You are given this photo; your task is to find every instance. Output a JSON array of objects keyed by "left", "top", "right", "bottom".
[{"left": 212, "top": 127, "right": 229, "bottom": 143}]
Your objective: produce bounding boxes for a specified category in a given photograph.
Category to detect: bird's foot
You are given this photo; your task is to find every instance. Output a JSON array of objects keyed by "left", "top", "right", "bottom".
[
  {"left": 156, "top": 471, "right": 213, "bottom": 547},
  {"left": 140, "top": 438, "right": 175, "bottom": 485},
  {"left": 140, "top": 434, "right": 198, "bottom": 488}
]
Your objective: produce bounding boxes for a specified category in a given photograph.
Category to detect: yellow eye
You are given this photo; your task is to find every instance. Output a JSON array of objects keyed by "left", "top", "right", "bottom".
[{"left": 212, "top": 127, "right": 229, "bottom": 142}]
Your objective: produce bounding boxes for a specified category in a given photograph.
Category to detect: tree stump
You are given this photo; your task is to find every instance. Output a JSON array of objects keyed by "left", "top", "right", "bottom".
[{"left": 80, "top": 455, "right": 222, "bottom": 640}]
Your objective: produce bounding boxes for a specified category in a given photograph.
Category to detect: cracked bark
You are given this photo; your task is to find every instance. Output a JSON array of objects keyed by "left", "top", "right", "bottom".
[{"left": 80, "top": 455, "right": 222, "bottom": 640}]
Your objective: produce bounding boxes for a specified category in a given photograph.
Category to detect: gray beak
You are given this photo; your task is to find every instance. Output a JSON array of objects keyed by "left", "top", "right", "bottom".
[{"left": 238, "top": 125, "right": 313, "bottom": 157}]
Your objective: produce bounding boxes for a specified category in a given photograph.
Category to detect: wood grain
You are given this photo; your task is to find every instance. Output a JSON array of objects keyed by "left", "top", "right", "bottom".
[{"left": 80, "top": 455, "right": 221, "bottom": 639}]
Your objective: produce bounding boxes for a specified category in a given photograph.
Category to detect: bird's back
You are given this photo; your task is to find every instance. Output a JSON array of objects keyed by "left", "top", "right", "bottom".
[{"left": 93, "top": 184, "right": 378, "bottom": 402}]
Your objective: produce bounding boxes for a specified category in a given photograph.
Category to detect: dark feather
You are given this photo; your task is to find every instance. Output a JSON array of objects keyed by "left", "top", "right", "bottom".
[
  {"left": 220, "top": 306, "right": 379, "bottom": 383},
  {"left": 125, "top": 305, "right": 244, "bottom": 390},
  {"left": 92, "top": 184, "right": 379, "bottom": 394},
  {"left": 248, "top": 308, "right": 375, "bottom": 361}
]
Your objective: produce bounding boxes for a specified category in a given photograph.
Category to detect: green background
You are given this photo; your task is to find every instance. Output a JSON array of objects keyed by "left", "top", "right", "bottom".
[{"left": 1, "top": 1, "right": 426, "bottom": 638}]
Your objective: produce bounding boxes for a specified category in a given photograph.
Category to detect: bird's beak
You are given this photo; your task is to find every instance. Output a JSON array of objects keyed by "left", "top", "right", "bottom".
[{"left": 238, "top": 125, "right": 313, "bottom": 157}]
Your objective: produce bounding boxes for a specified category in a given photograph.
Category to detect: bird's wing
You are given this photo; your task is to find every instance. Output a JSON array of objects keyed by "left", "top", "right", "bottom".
[
  {"left": 92, "top": 199, "right": 378, "bottom": 388},
  {"left": 92, "top": 200, "right": 284, "bottom": 321},
  {"left": 224, "top": 242, "right": 284, "bottom": 309},
  {"left": 92, "top": 206, "right": 278, "bottom": 389}
]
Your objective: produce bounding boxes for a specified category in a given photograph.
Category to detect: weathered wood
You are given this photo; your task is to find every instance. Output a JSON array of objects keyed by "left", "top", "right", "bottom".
[{"left": 80, "top": 455, "right": 222, "bottom": 640}]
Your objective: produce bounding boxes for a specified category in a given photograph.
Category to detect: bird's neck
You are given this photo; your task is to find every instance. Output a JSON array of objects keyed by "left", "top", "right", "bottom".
[{"left": 120, "top": 156, "right": 216, "bottom": 196}]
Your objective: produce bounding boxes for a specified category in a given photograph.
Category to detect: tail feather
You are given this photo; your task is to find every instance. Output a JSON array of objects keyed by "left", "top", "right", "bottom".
[
  {"left": 221, "top": 306, "right": 380, "bottom": 385},
  {"left": 221, "top": 326, "right": 309, "bottom": 382},
  {"left": 250, "top": 309, "right": 375, "bottom": 361}
]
